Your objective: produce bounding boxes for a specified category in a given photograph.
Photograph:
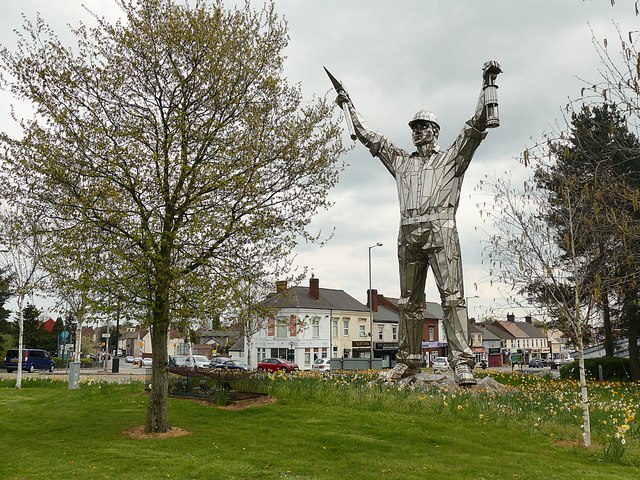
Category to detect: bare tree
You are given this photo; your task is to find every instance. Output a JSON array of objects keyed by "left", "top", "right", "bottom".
[
  {"left": 0, "top": 206, "right": 48, "bottom": 389},
  {"left": 479, "top": 163, "right": 618, "bottom": 447}
]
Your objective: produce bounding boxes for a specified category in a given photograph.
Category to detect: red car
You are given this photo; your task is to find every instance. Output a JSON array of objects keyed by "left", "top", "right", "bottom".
[{"left": 257, "top": 357, "right": 299, "bottom": 372}]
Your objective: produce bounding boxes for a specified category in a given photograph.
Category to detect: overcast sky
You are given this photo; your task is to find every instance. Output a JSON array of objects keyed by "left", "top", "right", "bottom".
[{"left": 0, "top": 1, "right": 634, "bottom": 321}]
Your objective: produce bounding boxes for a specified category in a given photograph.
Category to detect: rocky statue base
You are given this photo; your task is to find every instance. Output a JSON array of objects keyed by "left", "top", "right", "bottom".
[{"left": 380, "top": 367, "right": 505, "bottom": 392}]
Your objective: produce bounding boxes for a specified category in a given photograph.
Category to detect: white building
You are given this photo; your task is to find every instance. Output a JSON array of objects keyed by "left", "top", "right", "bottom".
[{"left": 247, "top": 277, "right": 370, "bottom": 370}]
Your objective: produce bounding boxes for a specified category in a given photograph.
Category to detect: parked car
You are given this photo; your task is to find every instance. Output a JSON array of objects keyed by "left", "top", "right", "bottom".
[
  {"left": 529, "top": 358, "right": 545, "bottom": 368},
  {"left": 213, "top": 359, "right": 250, "bottom": 371},
  {"left": 125, "top": 355, "right": 135, "bottom": 363},
  {"left": 169, "top": 355, "right": 188, "bottom": 367},
  {"left": 141, "top": 357, "right": 153, "bottom": 367},
  {"left": 257, "top": 357, "right": 299, "bottom": 373},
  {"left": 311, "top": 357, "right": 331, "bottom": 372},
  {"left": 432, "top": 357, "right": 450, "bottom": 371},
  {"left": 209, "top": 356, "right": 231, "bottom": 368},
  {"left": 185, "top": 355, "right": 210, "bottom": 368},
  {"left": 4, "top": 348, "right": 55, "bottom": 373}
]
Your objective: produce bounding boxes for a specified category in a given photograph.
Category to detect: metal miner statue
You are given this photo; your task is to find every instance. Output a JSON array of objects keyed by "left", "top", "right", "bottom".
[{"left": 329, "top": 61, "right": 502, "bottom": 386}]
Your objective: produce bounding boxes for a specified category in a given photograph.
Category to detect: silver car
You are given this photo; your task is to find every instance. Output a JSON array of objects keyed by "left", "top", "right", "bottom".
[{"left": 432, "top": 357, "right": 450, "bottom": 371}]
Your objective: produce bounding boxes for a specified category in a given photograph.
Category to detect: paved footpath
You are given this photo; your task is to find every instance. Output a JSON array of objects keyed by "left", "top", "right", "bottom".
[{"left": 0, "top": 362, "right": 152, "bottom": 383}]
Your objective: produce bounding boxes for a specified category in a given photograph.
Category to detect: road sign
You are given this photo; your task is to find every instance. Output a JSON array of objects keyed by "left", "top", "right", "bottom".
[
  {"left": 102, "top": 334, "right": 111, "bottom": 338},
  {"left": 59, "top": 331, "right": 70, "bottom": 342}
]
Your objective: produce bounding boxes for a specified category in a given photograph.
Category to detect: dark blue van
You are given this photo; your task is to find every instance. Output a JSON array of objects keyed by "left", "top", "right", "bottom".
[{"left": 4, "top": 349, "right": 55, "bottom": 373}]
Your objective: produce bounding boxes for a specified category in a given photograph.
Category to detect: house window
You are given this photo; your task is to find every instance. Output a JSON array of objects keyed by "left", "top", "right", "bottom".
[
  {"left": 343, "top": 319, "right": 349, "bottom": 336},
  {"left": 378, "top": 324, "right": 384, "bottom": 340},
  {"left": 332, "top": 319, "right": 339, "bottom": 337},
  {"left": 359, "top": 324, "right": 366, "bottom": 337},
  {"left": 312, "top": 318, "right": 320, "bottom": 338},
  {"left": 276, "top": 318, "right": 287, "bottom": 338},
  {"left": 304, "top": 351, "right": 311, "bottom": 365},
  {"left": 392, "top": 325, "right": 398, "bottom": 341},
  {"left": 428, "top": 326, "right": 435, "bottom": 342},
  {"left": 332, "top": 346, "right": 338, "bottom": 357}
]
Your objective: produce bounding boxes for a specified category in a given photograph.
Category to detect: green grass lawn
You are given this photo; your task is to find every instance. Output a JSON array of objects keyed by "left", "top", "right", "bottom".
[{"left": 0, "top": 373, "right": 638, "bottom": 480}]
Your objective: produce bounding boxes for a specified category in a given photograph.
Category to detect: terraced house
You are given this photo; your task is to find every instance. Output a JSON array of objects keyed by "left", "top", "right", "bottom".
[{"left": 484, "top": 314, "right": 550, "bottom": 365}]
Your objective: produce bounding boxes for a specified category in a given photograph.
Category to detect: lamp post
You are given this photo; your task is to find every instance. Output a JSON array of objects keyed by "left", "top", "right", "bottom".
[
  {"left": 465, "top": 295, "right": 479, "bottom": 316},
  {"left": 368, "top": 242, "right": 383, "bottom": 367},
  {"left": 465, "top": 295, "right": 480, "bottom": 364}
]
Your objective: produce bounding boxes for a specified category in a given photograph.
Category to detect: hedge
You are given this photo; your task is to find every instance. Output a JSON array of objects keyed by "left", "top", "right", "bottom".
[{"left": 559, "top": 356, "right": 631, "bottom": 381}]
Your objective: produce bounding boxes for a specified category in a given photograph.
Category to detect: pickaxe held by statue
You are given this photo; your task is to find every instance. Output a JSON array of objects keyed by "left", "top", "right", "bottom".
[{"left": 324, "top": 66, "right": 357, "bottom": 141}]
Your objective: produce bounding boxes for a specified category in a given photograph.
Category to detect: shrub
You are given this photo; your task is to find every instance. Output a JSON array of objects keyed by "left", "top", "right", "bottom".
[{"left": 560, "top": 356, "right": 631, "bottom": 381}]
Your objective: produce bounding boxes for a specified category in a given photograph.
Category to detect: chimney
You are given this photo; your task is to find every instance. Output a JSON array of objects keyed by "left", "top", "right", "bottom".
[
  {"left": 276, "top": 280, "right": 287, "bottom": 293},
  {"left": 366, "top": 289, "right": 379, "bottom": 311},
  {"left": 470, "top": 317, "right": 476, "bottom": 324},
  {"left": 309, "top": 275, "right": 320, "bottom": 300},
  {"left": 525, "top": 315, "right": 532, "bottom": 324},
  {"left": 507, "top": 313, "right": 515, "bottom": 323}
]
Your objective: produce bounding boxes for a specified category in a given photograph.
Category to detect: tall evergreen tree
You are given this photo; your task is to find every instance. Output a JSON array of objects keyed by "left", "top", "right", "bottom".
[
  {"left": 535, "top": 103, "right": 640, "bottom": 380},
  {"left": 0, "top": 266, "right": 14, "bottom": 351}
]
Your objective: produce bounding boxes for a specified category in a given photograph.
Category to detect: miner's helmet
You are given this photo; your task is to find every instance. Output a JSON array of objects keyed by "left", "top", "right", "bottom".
[{"left": 409, "top": 110, "right": 439, "bottom": 130}]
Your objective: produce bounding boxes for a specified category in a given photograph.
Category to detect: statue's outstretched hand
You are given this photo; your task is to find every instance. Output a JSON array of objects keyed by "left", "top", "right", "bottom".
[
  {"left": 335, "top": 92, "right": 352, "bottom": 108},
  {"left": 483, "top": 60, "right": 502, "bottom": 85}
]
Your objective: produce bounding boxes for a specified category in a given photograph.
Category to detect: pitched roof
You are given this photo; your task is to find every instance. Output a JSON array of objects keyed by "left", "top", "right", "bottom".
[
  {"left": 514, "top": 322, "right": 546, "bottom": 338},
  {"left": 469, "top": 323, "right": 483, "bottom": 334},
  {"left": 228, "top": 337, "right": 244, "bottom": 352},
  {"left": 475, "top": 325, "right": 501, "bottom": 341},
  {"left": 494, "top": 321, "right": 528, "bottom": 338},
  {"left": 263, "top": 286, "right": 369, "bottom": 312},
  {"left": 373, "top": 304, "right": 398, "bottom": 323},
  {"left": 375, "top": 296, "right": 442, "bottom": 321},
  {"left": 484, "top": 324, "right": 514, "bottom": 340},
  {"left": 424, "top": 302, "right": 443, "bottom": 319}
]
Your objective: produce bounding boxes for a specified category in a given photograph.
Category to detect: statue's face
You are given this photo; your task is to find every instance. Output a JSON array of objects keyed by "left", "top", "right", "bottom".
[{"left": 411, "top": 122, "right": 438, "bottom": 148}]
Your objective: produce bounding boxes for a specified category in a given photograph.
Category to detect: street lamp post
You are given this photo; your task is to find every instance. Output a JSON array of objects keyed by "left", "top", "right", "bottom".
[
  {"left": 368, "top": 242, "right": 383, "bottom": 367},
  {"left": 465, "top": 295, "right": 480, "bottom": 364},
  {"left": 465, "top": 295, "right": 479, "bottom": 316}
]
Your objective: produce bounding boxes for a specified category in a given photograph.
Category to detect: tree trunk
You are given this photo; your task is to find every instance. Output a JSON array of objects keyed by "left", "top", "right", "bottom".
[
  {"left": 577, "top": 335, "right": 591, "bottom": 448},
  {"left": 145, "top": 269, "right": 171, "bottom": 433},
  {"left": 74, "top": 319, "right": 83, "bottom": 362},
  {"left": 246, "top": 334, "right": 253, "bottom": 369},
  {"left": 16, "top": 294, "right": 25, "bottom": 390},
  {"left": 628, "top": 313, "right": 640, "bottom": 381},
  {"left": 600, "top": 289, "right": 614, "bottom": 356}
]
